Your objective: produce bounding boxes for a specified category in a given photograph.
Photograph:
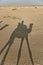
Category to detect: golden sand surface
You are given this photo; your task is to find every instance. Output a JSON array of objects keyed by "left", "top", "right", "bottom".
[{"left": 0, "top": 6, "right": 43, "bottom": 65}]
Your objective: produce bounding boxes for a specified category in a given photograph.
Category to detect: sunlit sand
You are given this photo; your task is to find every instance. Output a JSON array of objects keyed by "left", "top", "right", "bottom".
[{"left": 0, "top": 6, "right": 43, "bottom": 65}]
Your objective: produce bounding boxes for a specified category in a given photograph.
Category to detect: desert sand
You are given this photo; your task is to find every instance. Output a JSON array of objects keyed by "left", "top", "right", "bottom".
[{"left": 0, "top": 6, "right": 43, "bottom": 65}]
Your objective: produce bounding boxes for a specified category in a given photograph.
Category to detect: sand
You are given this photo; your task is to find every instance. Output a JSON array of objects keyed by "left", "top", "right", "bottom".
[{"left": 0, "top": 6, "right": 43, "bottom": 65}]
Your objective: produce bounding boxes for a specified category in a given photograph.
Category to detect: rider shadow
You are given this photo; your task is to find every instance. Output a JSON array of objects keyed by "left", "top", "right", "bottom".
[
  {"left": 0, "top": 21, "right": 34, "bottom": 65},
  {"left": 0, "top": 24, "right": 9, "bottom": 30}
]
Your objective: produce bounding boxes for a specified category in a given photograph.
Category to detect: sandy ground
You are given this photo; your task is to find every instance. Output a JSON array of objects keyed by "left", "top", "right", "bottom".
[{"left": 0, "top": 6, "right": 43, "bottom": 65}]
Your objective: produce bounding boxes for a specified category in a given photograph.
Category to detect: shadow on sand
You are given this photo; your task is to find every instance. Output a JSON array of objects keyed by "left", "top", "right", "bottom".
[
  {"left": 0, "top": 24, "right": 9, "bottom": 30},
  {"left": 0, "top": 21, "right": 3, "bottom": 23},
  {"left": 0, "top": 21, "right": 34, "bottom": 65}
]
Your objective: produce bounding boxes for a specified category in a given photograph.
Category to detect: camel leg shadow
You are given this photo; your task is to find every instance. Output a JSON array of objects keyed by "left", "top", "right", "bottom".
[
  {"left": 0, "top": 41, "right": 10, "bottom": 55},
  {"left": 26, "top": 37, "right": 34, "bottom": 65},
  {"left": 0, "top": 34, "right": 15, "bottom": 65},
  {"left": 0, "top": 43, "right": 11, "bottom": 65},
  {"left": 0, "top": 37, "right": 15, "bottom": 65},
  {"left": 0, "top": 31, "right": 15, "bottom": 55},
  {"left": 16, "top": 38, "right": 24, "bottom": 65}
]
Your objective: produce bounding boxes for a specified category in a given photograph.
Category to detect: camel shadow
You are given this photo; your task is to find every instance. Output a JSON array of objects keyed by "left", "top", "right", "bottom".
[{"left": 0, "top": 21, "right": 34, "bottom": 65}]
